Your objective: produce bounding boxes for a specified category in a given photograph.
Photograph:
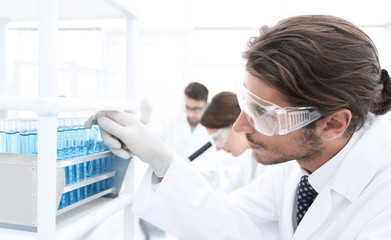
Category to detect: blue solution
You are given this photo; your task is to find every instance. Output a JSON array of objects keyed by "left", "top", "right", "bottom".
[
  {"left": 19, "top": 130, "right": 30, "bottom": 154},
  {"left": 0, "top": 131, "right": 4, "bottom": 152},
  {"left": 75, "top": 188, "right": 81, "bottom": 203},
  {"left": 29, "top": 129, "right": 37, "bottom": 154},
  {"left": 86, "top": 160, "right": 94, "bottom": 177},
  {"left": 94, "top": 158, "right": 101, "bottom": 176},
  {"left": 65, "top": 165, "right": 75, "bottom": 185},
  {"left": 105, "top": 178, "right": 112, "bottom": 190},
  {"left": 87, "top": 184, "right": 94, "bottom": 197},
  {"left": 57, "top": 127, "right": 65, "bottom": 161},
  {"left": 101, "top": 178, "right": 107, "bottom": 190},
  {"left": 79, "top": 128, "right": 88, "bottom": 155},
  {"left": 6, "top": 131, "right": 20, "bottom": 153},
  {"left": 101, "top": 157, "right": 107, "bottom": 173},
  {"left": 68, "top": 191, "right": 75, "bottom": 205},
  {"left": 75, "top": 163, "right": 81, "bottom": 182},
  {"left": 107, "top": 156, "right": 112, "bottom": 172},
  {"left": 71, "top": 127, "right": 80, "bottom": 157},
  {"left": 93, "top": 181, "right": 101, "bottom": 194},
  {"left": 82, "top": 186, "right": 88, "bottom": 199},
  {"left": 82, "top": 161, "right": 88, "bottom": 179},
  {"left": 58, "top": 193, "right": 67, "bottom": 210},
  {"left": 87, "top": 123, "right": 99, "bottom": 154},
  {"left": 64, "top": 124, "right": 73, "bottom": 159}
]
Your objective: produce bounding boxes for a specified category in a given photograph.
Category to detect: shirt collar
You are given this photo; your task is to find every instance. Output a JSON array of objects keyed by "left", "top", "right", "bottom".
[{"left": 307, "top": 121, "right": 366, "bottom": 194}]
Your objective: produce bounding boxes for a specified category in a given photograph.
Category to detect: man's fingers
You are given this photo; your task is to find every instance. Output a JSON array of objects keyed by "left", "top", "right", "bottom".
[
  {"left": 100, "top": 128, "right": 122, "bottom": 150},
  {"left": 98, "top": 115, "right": 129, "bottom": 141},
  {"left": 110, "top": 147, "right": 133, "bottom": 159}
]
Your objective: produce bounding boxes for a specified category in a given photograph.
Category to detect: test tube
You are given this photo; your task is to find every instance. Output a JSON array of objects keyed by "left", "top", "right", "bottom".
[
  {"left": 57, "top": 119, "right": 65, "bottom": 161},
  {"left": 82, "top": 186, "right": 88, "bottom": 199},
  {"left": 68, "top": 190, "right": 75, "bottom": 206},
  {"left": 5, "top": 120, "right": 20, "bottom": 153},
  {"left": 0, "top": 120, "right": 5, "bottom": 152},
  {"left": 59, "top": 193, "right": 67, "bottom": 210},
  {"left": 29, "top": 120, "right": 38, "bottom": 154},
  {"left": 77, "top": 118, "right": 88, "bottom": 155},
  {"left": 19, "top": 120, "right": 30, "bottom": 154},
  {"left": 87, "top": 120, "right": 99, "bottom": 154},
  {"left": 64, "top": 118, "right": 73, "bottom": 159}
]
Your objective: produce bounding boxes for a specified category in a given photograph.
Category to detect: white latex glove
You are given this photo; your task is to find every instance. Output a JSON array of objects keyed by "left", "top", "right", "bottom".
[
  {"left": 139, "top": 97, "right": 152, "bottom": 125},
  {"left": 85, "top": 111, "right": 173, "bottom": 177}
]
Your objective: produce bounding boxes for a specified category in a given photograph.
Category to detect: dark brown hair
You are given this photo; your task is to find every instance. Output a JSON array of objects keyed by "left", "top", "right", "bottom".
[
  {"left": 200, "top": 92, "right": 240, "bottom": 128},
  {"left": 243, "top": 15, "right": 391, "bottom": 135},
  {"left": 184, "top": 82, "right": 209, "bottom": 102}
]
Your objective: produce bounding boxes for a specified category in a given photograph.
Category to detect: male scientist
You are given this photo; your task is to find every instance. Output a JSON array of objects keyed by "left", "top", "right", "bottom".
[
  {"left": 152, "top": 81, "right": 210, "bottom": 159},
  {"left": 87, "top": 15, "right": 391, "bottom": 239}
]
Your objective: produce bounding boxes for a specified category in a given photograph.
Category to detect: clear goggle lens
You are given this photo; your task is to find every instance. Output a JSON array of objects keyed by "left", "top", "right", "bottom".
[
  {"left": 237, "top": 84, "right": 321, "bottom": 136},
  {"left": 211, "top": 127, "right": 231, "bottom": 148}
]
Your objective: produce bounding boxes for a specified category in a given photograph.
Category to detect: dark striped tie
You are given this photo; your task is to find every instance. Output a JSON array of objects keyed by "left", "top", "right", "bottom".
[{"left": 296, "top": 175, "right": 318, "bottom": 225}]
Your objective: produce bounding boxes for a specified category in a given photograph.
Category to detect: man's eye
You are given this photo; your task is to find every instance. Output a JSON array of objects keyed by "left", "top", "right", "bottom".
[{"left": 254, "top": 105, "right": 267, "bottom": 116}]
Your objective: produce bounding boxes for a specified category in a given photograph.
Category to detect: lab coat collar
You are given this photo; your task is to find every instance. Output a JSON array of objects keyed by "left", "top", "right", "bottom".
[
  {"left": 293, "top": 116, "right": 391, "bottom": 239},
  {"left": 331, "top": 116, "right": 391, "bottom": 202},
  {"left": 308, "top": 121, "right": 364, "bottom": 196}
]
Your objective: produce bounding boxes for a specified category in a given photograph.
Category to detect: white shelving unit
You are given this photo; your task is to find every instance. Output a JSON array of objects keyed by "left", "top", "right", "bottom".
[{"left": 0, "top": 0, "right": 138, "bottom": 239}]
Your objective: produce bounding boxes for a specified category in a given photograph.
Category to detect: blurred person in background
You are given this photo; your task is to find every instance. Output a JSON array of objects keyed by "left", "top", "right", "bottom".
[
  {"left": 152, "top": 82, "right": 211, "bottom": 159},
  {"left": 200, "top": 91, "right": 265, "bottom": 192}
]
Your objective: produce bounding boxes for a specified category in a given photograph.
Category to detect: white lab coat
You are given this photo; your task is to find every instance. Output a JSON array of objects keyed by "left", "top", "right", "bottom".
[
  {"left": 133, "top": 115, "right": 391, "bottom": 240},
  {"left": 210, "top": 150, "right": 266, "bottom": 193},
  {"left": 152, "top": 112, "right": 211, "bottom": 159}
]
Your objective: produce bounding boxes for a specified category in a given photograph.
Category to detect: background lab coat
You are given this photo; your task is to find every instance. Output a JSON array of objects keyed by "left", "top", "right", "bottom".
[
  {"left": 133, "top": 116, "right": 391, "bottom": 239},
  {"left": 152, "top": 111, "right": 211, "bottom": 159},
  {"left": 198, "top": 149, "right": 266, "bottom": 193}
]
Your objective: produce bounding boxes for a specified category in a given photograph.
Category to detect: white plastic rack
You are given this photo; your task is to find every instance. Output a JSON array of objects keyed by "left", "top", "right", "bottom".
[
  {"left": 0, "top": 0, "right": 138, "bottom": 239},
  {"left": 0, "top": 97, "right": 137, "bottom": 240}
]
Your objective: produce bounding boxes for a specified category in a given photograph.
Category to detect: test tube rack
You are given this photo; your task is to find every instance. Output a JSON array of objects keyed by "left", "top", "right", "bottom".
[{"left": 0, "top": 151, "right": 131, "bottom": 232}]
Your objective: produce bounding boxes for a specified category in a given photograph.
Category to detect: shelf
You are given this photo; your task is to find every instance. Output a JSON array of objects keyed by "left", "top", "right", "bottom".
[
  {"left": 0, "top": 193, "right": 133, "bottom": 240},
  {"left": 57, "top": 187, "right": 115, "bottom": 215},
  {"left": 56, "top": 151, "right": 113, "bottom": 168},
  {"left": 62, "top": 171, "right": 116, "bottom": 193},
  {"left": 56, "top": 193, "right": 132, "bottom": 240}
]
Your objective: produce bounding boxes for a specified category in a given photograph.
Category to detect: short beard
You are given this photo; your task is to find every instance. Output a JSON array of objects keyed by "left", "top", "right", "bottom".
[
  {"left": 247, "top": 126, "right": 323, "bottom": 165},
  {"left": 295, "top": 126, "right": 324, "bottom": 162}
]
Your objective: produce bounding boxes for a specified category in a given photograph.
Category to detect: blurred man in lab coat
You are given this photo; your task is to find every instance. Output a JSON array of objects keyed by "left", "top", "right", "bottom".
[
  {"left": 153, "top": 82, "right": 211, "bottom": 159},
  {"left": 88, "top": 15, "right": 391, "bottom": 239}
]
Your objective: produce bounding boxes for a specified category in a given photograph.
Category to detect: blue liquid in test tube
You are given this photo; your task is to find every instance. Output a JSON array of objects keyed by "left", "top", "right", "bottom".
[
  {"left": 83, "top": 161, "right": 88, "bottom": 179},
  {"left": 87, "top": 120, "right": 99, "bottom": 154},
  {"left": 0, "top": 120, "right": 5, "bottom": 152},
  {"left": 18, "top": 120, "right": 30, "bottom": 154},
  {"left": 82, "top": 186, "right": 88, "bottom": 199},
  {"left": 59, "top": 193, "right": 67, "bottom": 210},
  {"left": 6, "top": 120, "right": 20, "bottom": 153},
  {"left": 57, "top": 119, "right": 65, "bottom": 161},
  {"left": 75, "top": 188, "right": 81, "bottom": 203},
  {"left": 29, "top": 120, "right": 37, "bottom": 154}
]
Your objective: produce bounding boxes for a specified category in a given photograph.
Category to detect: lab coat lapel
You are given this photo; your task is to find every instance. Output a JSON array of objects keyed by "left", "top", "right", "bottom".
[
  {"left": 292, "top": 186, "right": 332, "bottom": 240},
  {"left": 293, "top": 116, "right": 390, "bottom": 239},
  {"left": 280, "top": 167, "right": 301, "bottom": 240}
]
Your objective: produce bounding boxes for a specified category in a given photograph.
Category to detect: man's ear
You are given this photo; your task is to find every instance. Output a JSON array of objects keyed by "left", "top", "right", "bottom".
[{"left": 317, "top": 109, "right": 352, "bottom": 140}]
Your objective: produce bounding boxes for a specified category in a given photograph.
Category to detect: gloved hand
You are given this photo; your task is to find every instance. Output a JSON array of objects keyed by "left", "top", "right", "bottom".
[
  {"left": 139, "top": 97, "right": 152, "bottom": 125},
  {"left": 85, "top": 111, "right": 174, "bottom": 177}
]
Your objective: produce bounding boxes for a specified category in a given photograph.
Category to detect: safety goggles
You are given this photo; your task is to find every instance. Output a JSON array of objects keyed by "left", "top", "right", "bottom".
[
  {"left": 237, "top": 84, "right": 321, "bottom": 136},
  {"left": 211, "top": 127, "right": 231, "bottom": 148}
]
